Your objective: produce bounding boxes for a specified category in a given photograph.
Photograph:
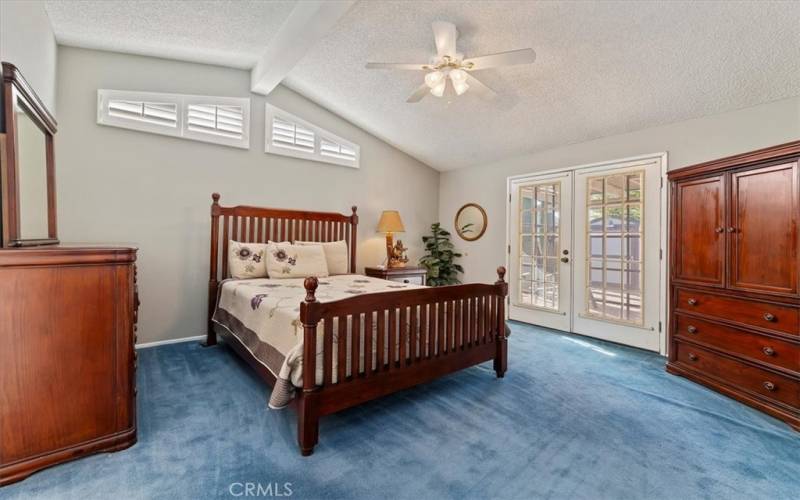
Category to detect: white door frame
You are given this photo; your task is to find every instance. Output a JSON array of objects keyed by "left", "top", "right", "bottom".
[{"left": 505, "top": 152, "right": 669, "bottom": 355}]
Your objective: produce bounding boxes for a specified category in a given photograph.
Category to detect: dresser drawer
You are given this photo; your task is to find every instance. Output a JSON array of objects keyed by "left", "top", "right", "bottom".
[
  {"left": 675, "top": 314, "right": 800, "bottom": 372},
  {"left": 675, "top": 342, "right": 799, "bottom": 407},
  {"left": 676, "top": 288, "right": 799, "bottom": 335},
  {"left": 390, "top": 275, "right": 424, "bottom": 285}
]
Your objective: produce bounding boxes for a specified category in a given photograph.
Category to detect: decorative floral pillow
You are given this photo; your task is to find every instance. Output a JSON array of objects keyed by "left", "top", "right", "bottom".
[
  {"left": 265, "top": 243, "right": 329, "bottom": 279},
  {"left": 295, "top": 240, "right": 349, "bottom": 275},
  {"left": 228, "top": 241, "right": 268, "bottom": 279}
]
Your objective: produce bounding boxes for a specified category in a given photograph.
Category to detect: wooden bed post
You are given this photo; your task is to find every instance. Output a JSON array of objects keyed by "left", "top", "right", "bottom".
[
  {"left": 349, "top": 206, "right": 358, "bottom": 273},
  {"left": 203, "top": 193, "right": 222, "bottom": 347},
  {"left": 298, "top": 277, "right": 320, "bottom": 456},
  {"left": 494, "top": 266, "right": 508, "bottom": 378}
]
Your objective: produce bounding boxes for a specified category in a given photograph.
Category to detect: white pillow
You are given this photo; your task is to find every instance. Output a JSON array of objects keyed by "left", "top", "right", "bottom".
[
  {"left": 266, "top": 242, "right": 329, "bottom": 279},
  {"left": 228, "top": 241, "right": 268, "bottom": 279},
  {"left": 295, "top": 240, "right": 349, "bottom": 275}
]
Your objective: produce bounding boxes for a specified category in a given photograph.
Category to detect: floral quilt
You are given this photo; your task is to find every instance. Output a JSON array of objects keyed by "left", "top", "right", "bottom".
[{"left": 212, "top": 274, "right": 425, "bottom": 408}]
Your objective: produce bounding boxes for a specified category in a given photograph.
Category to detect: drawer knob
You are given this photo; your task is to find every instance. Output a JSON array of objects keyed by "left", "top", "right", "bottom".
[
  {"left": 687, "top": 325, "right": 698, "bottom": 334},
  {"left": 727, "top": 227, "right": 737, "bottom": 233},
  {"left": 762, "top": 346, "right": 775, "bottom": 356},
  {"left": 763, "top": 313, "right": 776, "bottom": 322},
  {"left": 403, "top": 279, "right": 409, "bottom": 283},
  {"left": 714, "top": 227, "right": 724, "bottom": 233},
  {"left": 763, "top": 381, "right": 776, "bottom": 392},
  {"left": 688, "top": 353, "right": 698, "bottom": 361},
  {"left": 687, "top": 298, "right": 697, "bottom": 306}
]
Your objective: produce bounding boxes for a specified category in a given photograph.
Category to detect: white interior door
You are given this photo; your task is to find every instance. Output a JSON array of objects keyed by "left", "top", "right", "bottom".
[
  {"left": 509, "top": 172, "right": 572, "bottom": 331},
  {"left": 572, "top": 159, "right": 662, "bottom": 351}
]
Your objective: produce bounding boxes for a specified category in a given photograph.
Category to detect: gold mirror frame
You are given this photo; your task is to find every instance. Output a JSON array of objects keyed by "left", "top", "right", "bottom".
[{"left": 455, "top": 203, "right": 487, "bottom": 241}]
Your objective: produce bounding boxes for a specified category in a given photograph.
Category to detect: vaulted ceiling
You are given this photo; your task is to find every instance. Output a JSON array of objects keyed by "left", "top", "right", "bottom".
[{"left": 45, "top": 0, "right": 800, "bottom": 171}]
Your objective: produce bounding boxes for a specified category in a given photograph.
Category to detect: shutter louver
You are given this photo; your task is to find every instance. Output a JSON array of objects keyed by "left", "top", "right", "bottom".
[
  {"left": 320, "top": 139, "right": 357, "bottom": 162},
  {"left": 187, "top": 104, "right": 243, "bottom": 139},
  {"left": 108, "top": 100, "right": 177, "bottom": 128},
  {"left": 271, "top": 117, "right": 315, "bottom": 153}
]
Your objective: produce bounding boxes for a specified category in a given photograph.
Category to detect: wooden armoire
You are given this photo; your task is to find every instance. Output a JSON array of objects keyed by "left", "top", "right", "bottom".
[{"left": 667, "top": 140, "right": 800, "bottom": 430}]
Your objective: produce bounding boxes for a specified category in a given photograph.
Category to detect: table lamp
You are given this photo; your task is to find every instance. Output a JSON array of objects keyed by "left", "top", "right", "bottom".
[{"left": 376, "top": 210, "right": 406, "bottom": 268}]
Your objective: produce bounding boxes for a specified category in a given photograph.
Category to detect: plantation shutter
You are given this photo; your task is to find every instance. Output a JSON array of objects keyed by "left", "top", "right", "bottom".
[
  {"left": 320, "top": 139, "right": 358, "bottom": 162},
  {"left": 107, "top": 100, "right": 178, "bottom": 128},
  {"left": 187, "top": 104, "right": 244, "bottom": 139},
  {"left": 271, "top": 117, "right": 315, "bottom": 153}
]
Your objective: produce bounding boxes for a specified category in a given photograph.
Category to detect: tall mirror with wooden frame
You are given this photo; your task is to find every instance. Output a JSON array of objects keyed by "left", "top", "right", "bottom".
[{"left": 0, "top": 62, "right": 58, "bottom": 247}]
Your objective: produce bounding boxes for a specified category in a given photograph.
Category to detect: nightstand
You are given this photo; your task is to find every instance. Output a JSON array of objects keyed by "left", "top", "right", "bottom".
[{"left": 365, "top": 266, "right": 427, "bottom": 286}]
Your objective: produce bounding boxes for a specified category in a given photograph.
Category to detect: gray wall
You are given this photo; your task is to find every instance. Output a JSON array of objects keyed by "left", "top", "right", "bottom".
[
  {"left": 439, "top": 96, "right": 800, "bottom": 285},
  {"left": 0, "top": 0, "right": 57, "bottom": 112},
  {"left": 56, "top": 47, "right": 440, "bottom": 344}
]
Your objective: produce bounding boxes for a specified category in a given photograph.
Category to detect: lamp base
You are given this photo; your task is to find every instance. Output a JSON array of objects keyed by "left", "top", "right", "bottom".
[{"left": 385, "top": 233, "right": 395, "bottom": 267}]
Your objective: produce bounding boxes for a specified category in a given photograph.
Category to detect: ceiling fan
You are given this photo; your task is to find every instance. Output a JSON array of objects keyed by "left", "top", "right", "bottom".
[{"left": 365, "top": 21, "right": 536, "bottom": 103}]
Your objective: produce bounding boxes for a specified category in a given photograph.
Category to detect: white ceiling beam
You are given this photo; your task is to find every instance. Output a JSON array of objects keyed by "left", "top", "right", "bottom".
[{"left": 250, "top": 0, "right": 355, "bottom": 95}]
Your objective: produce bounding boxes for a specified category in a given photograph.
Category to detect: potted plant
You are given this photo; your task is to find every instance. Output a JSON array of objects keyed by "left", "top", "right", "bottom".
[{"left": 419, "top": 223, "right": 464, "bottom": 286}]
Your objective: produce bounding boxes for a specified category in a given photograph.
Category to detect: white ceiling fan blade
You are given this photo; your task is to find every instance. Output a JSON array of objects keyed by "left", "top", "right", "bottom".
[
  {"left": 365, "top": 62, "right": 428, "bottom": 70},
  {"left": 406, "top": 84, "right": 430, "bottom": 103},
  {"left": 464, "top": 48, "right": 536, "bottom": 70},
  {"left": 465, "top": 74, "right": 497, "bottom": 100},
  {"left": 432, "top": 21, "right": 457, "bottom": 58}
]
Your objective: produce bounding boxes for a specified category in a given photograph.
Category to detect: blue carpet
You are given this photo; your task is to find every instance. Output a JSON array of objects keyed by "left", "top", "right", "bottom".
[{"left": 2, "top": 322, "right": 798, "bottom": 499}]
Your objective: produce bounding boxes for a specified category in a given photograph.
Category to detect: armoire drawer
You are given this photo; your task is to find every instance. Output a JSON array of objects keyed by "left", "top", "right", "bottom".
[
  {"left": 676, "top": 288, "right": 799, "bottom": 335},
  {"left": 675, "top": 342, "right": 799, "bottom": 408},
  {"left": 675, "top": 314, "right": 800, "bottom": 372}
]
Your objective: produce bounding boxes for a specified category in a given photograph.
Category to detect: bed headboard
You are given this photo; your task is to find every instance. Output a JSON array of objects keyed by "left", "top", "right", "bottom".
[{"left": 206, "top": 193, "right": 358, "bottom": 329}]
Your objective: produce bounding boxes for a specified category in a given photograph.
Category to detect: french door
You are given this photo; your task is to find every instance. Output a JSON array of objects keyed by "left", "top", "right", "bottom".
[
  {"left": 509, "top": 172, "right": 572, "bottom": 331},
  {"left": 508, "top": 156, "right": 664, "bottom": 352}
]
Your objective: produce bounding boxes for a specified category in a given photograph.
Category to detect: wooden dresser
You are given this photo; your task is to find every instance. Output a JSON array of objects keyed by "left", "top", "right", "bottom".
[
  {"left": 667, "top": 141, "right": 800, "bottom": 430},
  {"left": 0, "top": 245, "right": 139, "bottom": 485}
]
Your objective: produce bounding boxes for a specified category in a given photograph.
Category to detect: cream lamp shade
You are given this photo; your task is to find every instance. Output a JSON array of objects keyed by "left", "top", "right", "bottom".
[{"left": 376, "top": 210, "right": 405, "bottom": 234}]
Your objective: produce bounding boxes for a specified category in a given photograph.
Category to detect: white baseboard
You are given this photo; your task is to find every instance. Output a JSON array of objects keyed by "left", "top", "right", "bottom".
[{"left": 135, "top": 335, "right": 205, "bottom": 349}]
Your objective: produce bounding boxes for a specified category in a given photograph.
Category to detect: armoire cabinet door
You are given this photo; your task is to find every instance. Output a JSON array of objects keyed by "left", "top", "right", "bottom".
[
  {"left": 730, "top": 161, "right": 799, "bottom": 296},
  {"left": 673, "top": 175, "right": 726, "bottom": 287}
]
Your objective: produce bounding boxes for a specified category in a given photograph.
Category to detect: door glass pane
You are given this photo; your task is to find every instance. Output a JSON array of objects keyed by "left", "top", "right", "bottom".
[
  {"left": 584, "top": 171, "right": 644, "bottom": 325},
  {"left": 605, "top": 175, "right": 625, "bottom": 203},
  {"left": 589, "top": 207, "right": 603, "bottom": 232},
  {"left": 518, "top": 181, "right": 561, "bottom": 310}
]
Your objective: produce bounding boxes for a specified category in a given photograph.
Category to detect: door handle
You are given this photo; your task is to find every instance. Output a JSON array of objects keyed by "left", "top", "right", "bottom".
[{"left": 560, "top": 257, "right": 570, "bottom": 263}]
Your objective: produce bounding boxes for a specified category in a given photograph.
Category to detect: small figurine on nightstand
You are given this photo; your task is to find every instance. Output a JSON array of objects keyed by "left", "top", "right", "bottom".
[{"left": 390, "top": 239, "right": 409, "bottom": 268}]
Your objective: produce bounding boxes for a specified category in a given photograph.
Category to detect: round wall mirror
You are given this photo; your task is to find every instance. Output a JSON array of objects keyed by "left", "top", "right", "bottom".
[{"left": 455, "top": 203, "right": 487, "bottom": 241}]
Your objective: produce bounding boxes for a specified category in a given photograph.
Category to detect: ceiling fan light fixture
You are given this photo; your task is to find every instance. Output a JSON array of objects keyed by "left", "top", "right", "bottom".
[
  {"left": 452, "top": 80, "right": 469, "bottom": 96},
  {"left": 424, "top": 70, "right": 445, "bottom": 89},
  {"left": 430, "top": 81, "right": 446, "bottom": 97},
  {"left": 449, "top": 68, "right": 468, "bottom": 83}
]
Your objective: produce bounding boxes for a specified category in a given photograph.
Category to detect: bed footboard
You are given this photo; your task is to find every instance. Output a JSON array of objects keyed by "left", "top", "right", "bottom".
[{"left": 297, "top": 267, "right": 508, "bottom": 455}]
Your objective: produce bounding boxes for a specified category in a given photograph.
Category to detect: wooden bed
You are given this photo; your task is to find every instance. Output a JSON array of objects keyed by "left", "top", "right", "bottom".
[{"left": 205, "top": 193, "right": 508, "bottom": 455}]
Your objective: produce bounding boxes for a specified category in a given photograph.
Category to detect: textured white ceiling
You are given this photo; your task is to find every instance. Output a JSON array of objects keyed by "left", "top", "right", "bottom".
[
  {"left": 44, "top": 0, "right": 297, "bottom": 69},
  {"left": 45, "top": 1, "right": 800, "bottom": 171},
  {"left": 285, "top": 0, "right": 800, "bottom": 170}
]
